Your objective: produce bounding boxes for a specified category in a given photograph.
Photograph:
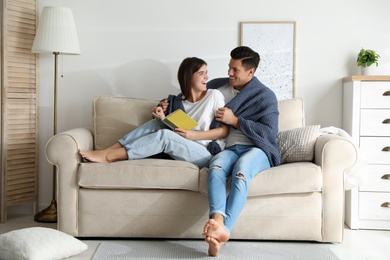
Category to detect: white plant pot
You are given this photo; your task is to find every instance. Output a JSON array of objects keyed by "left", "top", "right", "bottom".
[{"left": 360, "top": 65, "right": 378, "bottom": 75}]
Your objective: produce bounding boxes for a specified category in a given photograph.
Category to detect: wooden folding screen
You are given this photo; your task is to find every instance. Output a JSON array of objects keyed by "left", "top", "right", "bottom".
[{"left": 0, "top": 0, "right": 38, "bottom": 222}]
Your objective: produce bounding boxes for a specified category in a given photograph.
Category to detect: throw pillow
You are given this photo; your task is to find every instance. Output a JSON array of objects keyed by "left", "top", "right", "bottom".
[
  {"left": 0, "top": 227, "right": 87, "bottom": 260},
  {"left": 277, "top": 125, "right": 320, "bottom": 164}
]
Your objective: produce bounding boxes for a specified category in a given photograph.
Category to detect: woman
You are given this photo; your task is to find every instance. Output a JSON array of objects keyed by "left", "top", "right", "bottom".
[{"left": 79, "top": 57, "right": 228, "bottom": 168}]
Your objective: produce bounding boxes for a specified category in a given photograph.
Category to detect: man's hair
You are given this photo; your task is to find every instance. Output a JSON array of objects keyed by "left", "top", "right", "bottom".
[
  {"left": 177, "top": 57, "right": 207, "bottom": 100},
  {"left": 230, "top": 46, "right": 260, "bottom": 71}
]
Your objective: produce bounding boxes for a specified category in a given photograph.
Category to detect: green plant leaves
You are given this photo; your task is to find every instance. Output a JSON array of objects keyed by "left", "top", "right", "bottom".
[{"left": 357, "top": 48, "right": 380, "bottom": 67}]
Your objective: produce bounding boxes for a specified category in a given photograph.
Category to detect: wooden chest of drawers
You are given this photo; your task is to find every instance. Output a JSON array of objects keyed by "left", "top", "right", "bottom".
[{"left": 343, "top": 76, "right": 390, "bottom": 230}]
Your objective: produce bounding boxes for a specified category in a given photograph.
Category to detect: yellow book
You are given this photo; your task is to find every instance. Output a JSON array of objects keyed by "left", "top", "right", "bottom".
[{"left": 153, "top": 109, "right": 198, "bottom": 130}]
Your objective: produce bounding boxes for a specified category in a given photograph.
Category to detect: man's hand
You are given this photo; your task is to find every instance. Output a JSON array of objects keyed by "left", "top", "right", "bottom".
[{"left": 215, "top": 107, "right": 239, "bottom": 129}]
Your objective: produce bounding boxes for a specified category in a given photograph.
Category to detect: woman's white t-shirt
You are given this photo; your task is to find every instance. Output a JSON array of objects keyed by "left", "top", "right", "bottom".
[{"left": 182, "top": 89, "right": 226, "bottom": 149}]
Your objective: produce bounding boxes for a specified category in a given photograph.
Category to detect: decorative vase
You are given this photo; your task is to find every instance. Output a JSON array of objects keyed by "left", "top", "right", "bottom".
[{"left": 360, "top": 65, "right": 376, "bottom": 75}]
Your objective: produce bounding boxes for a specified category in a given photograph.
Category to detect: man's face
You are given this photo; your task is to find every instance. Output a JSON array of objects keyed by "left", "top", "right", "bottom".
[{"left": 227, "top": 59, "right": 254, "bottom": 90}]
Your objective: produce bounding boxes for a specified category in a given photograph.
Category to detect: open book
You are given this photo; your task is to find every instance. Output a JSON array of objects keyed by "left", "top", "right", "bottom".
[{"left": 153, "top": 109, "right": 198, "bottom": 130}]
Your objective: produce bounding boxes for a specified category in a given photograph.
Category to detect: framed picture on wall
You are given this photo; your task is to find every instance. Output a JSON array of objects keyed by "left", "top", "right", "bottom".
[{"left": 240, "top": 21, "right": 296, "bottom": 100}]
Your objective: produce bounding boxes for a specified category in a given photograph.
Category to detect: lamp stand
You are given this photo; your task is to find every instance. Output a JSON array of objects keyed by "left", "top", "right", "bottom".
[{"left": 34, "top": 52, "right": 60, "bottom": 223}]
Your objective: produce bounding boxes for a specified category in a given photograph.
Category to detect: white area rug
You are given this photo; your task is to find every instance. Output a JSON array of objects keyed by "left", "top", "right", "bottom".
[{"left": 92, "top": 240, "right": 340, "bottom": 260}]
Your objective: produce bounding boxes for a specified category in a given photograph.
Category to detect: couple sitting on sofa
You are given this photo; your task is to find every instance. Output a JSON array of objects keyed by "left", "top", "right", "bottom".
[{"left": 79, "top": 46, "right": 280, "bottom": 257}]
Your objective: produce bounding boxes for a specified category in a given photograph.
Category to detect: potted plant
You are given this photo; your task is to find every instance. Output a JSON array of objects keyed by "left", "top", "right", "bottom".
[{"left": 357, "top": 48, "right": 380, "bottom": 75}]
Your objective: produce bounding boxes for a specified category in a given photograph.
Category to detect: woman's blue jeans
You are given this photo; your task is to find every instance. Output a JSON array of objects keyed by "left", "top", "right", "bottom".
[
  {"left": 207, "top": 145, "right": 271, "bottom": 233},
  {"left": 118, "top": 119, "right": 212, "bottom": 168}
]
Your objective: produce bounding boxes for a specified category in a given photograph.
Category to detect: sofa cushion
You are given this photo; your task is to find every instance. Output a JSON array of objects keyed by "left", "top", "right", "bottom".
[
  {"left": 277, "top": 97, "right": 304, "bottom": 132},
  {"left": 93, "top": 96, "right": 158, "bottom": 150},
  {"left": 78, "top": 159, "right": 200, "bottom": 191},
  {"left": 0, "top": 227, "right": 87, "bottom": 260},
  {"left": 92, "top": 96, "right": 305, "bottom": 150},
  {"left": 278, "top": 125, "right": 320, "bottom": 164},
  {"left": 199, "top": 162, "right": 322, "bottom": 197}
]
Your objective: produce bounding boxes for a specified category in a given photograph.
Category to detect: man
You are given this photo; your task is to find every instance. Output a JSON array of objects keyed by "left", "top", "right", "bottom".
[{"left": 202, "top": 46, "right": 280, "bottom": 256}]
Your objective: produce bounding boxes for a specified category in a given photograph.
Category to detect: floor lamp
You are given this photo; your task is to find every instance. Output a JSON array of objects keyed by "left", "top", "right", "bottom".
[{"left": 32, "top": 6, "right": 80, "bottom": 222}]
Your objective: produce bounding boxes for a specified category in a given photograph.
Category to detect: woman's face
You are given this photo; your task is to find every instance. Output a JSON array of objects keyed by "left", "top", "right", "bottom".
[{"left": 191, "top": 64, "right": 208, "bottom": 92}]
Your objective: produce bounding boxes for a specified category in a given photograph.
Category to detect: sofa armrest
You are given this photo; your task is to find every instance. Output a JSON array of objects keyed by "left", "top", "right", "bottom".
[
  {"left": 314, "top": 134, "right": 357, "bottom": 242},
  {"left": 45, "top": 128, "right": 93, "bottom": 236}
]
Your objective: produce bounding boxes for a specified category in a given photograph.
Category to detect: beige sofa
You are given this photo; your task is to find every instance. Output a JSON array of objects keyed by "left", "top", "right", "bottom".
[{"left": 46, "top": 96, "right": 357, "bottom": 242}]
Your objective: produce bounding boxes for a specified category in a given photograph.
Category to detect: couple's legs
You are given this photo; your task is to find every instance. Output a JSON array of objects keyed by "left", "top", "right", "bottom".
[
  {"left": 79, "top": 119, "right": 166, "bottom": 163},
  {"left": 119, "top": 119, "right": 166, "bottom": 145},
  {"left": 123, "top": 128, "right": 212, "bottom": 168},
  {"left": 79, "top": 142, "right": 127, "bottom": 163},
  {"left": 80, "top": 119, "right": 212, "bottom": 168},
  {"left": 204, "top": 145, "right": 270, "bottom": 256},
  {"left": 203, "top": 148, "right": 237, "bottom": 256},
  {"left": 224, "top": 147, "right": 270, "bottom": 231}
]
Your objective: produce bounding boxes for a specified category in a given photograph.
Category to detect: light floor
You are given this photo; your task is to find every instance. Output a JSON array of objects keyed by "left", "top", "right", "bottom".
[{"left": 1, "top": 214, "right": 390, "bottom": 260}]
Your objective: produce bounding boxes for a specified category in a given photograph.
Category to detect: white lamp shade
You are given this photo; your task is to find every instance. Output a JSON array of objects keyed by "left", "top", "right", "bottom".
[{"left": 32, "top": 6, "right": 80, "bottom": 54}]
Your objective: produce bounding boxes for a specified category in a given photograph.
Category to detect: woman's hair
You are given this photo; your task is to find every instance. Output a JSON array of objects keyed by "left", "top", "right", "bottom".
[
  {"left": 230, "top": 46, "right": 260, "bottom": 71},
  {"left": 177, "top": 57, "right": 207, "bottom": 100}
]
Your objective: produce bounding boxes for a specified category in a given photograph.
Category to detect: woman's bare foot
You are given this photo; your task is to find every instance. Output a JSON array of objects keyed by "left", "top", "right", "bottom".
[
  {"left": 205, "top": 236, "right": 224, "bottom": 256},
  {"left": 203, "top": 219, "right": 230, "bottom": 243},
  {"left": 79, "top": 150, "right": 109, "bottom": 163}
]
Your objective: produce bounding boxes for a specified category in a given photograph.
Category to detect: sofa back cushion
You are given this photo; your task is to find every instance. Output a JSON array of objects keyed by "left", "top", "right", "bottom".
[
  {"left": 277, "top": 97, "right": 305, "bottom": 131},
  {"left": 93, "top": 96, "right": 158, "bottom": 150},
  {"left": 93, "top": 96, "right": 305, "bottom": 150}
]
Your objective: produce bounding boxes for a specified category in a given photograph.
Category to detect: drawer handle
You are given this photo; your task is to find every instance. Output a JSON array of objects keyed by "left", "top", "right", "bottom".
[
  {"left": 382, "top": 174, "right": 390, "bottom": 180},
  {"left": 382, "top": 146, "right": 390, "bottom": 152},
  {"left": 383, "top": 91, "right": 390, "bottom": 96},
  {"left": 381, "top": 202, "right": 390, "bottom": 208},
  {"left": 383, "top": 119, "right": 390, "bottom": 124}
]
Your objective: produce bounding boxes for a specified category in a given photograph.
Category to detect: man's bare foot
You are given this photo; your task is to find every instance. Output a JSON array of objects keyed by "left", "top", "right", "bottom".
[
  {"left": 203, "top": 219, "right": 230, "bottom": 243},
  {"left": 205, "top": 236, "right": 224, "bottom": 256},
  {"left": 79, "top": 150, "right": 109, "bottom": 163}
]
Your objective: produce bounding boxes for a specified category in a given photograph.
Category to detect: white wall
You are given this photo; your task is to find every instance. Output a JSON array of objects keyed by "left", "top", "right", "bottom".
[{"left": 33, "top": 0, "right": 390, "bottom": 209}]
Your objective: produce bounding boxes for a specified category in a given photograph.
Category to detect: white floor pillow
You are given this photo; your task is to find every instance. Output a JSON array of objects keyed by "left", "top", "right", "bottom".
[{"left": 0, "top": 227, "right": 87, "bottom": 260}]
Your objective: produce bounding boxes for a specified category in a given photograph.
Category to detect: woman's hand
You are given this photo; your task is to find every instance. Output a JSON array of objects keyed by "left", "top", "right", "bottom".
[
  {"left": 151, "top": 106, "right": 166, "bottom": 119},
  {"left": 160, "top": 99, "right": 169, "bottom": 113},
  {"left": 156, "top": 99, "right": 169, "bottom": 115},
  {"left": 174, "top": 128, "right": 196, "bottom": 140},
  {"left": 175, "top": 124, "right": 229, "bottom": 141}
]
